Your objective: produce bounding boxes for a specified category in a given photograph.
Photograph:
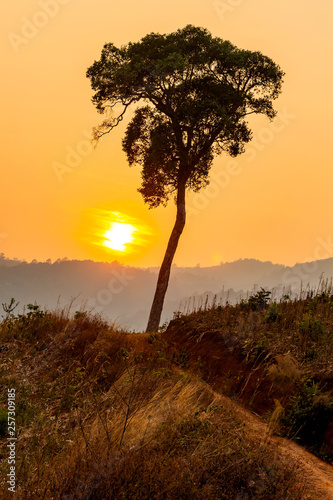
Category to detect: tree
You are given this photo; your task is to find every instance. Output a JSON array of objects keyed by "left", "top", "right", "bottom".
[{"left": 86, "top": 25, "right": 284, "bottom": 332}]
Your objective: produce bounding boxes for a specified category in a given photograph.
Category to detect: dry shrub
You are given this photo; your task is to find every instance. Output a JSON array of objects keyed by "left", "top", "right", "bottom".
[
  {"left": 267, "top": 354, "right": 302, "bottom": 389},
  {"left": 267, "top": 399, "right": 285, "bottom": 436}
]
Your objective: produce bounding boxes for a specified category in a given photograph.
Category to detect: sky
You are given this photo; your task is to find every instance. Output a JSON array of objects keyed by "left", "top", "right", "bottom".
[{"left": 1, "top": 0, "right": 332, "bottom": 268}]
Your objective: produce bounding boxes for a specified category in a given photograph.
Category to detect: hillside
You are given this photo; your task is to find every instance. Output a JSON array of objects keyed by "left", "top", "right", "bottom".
[{"left": 0, "top": 289, "right": 333, "bottom": 498}]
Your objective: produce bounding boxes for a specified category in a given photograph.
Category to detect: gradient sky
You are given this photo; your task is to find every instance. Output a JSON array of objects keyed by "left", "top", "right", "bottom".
[{"left": 1, "top": 0, "right": 332, "bottom": 267}]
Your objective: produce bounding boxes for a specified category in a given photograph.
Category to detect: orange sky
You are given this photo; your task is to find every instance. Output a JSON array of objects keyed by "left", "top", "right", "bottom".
[{"left": 1, "top": 0, "right": 333, "bottom": 267}]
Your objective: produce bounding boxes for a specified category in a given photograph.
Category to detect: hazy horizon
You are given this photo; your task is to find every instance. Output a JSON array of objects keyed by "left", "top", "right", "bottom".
[
  {"left": 0, "top": 252, "right": 331, "bottom": 269},
  {"left": 2, "top": 255, "right": 333, "bottom": 331}
]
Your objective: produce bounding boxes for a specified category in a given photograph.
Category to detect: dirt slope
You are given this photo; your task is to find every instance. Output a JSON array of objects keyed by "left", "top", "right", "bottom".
[{"left": 228, "top": 395, "right": 333, "bottom": 499}]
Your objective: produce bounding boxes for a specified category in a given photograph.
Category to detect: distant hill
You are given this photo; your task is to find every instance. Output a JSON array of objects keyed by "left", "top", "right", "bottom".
[{"left": 1, "top": 254, "right": 333, "bottom": 330}]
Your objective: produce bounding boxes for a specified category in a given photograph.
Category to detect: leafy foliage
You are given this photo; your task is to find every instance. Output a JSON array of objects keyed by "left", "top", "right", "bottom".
[
  {"left": 87, "top": 25, "right": 284, "bottom": 208},
  {"left": 298, "top": 314, "right": 325, "bottom": 341},
  {"left": 241, "top": 288, "right": 272, "bottom": 311},
  {"left": 283, "top": 380, "right": 333, "bottom": 450},
  {"left": 265, "top": 303, "right": 282, "bottom": 323}
]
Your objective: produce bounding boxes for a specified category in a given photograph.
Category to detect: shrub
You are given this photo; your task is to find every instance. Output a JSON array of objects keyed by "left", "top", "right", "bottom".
[
  {"left": 282, "top": 380, "right": 333, "bottom": 450},
  {"left": 172, "top": 349, "right": 189, "bottom": 367},
  {"left": 247, "top": 288, "right": 271, "bottom": 311},
  {"left": 0, "top": 407, "right": 7, "bottom": 437},
  {"left": 265, "top": 303, "right": 282, "bottom": 323},
  {"left": 298, "top": 314, "right": 325, "bottom": 342},
  {"left": 74, "top": 311, "right": 87, "bottom": 320},
  {"left": 243, "top": 336, "right": 270, "bottom": 361},
  {"left": 267, "top": 354, "right": 302, "bottom": 389}
]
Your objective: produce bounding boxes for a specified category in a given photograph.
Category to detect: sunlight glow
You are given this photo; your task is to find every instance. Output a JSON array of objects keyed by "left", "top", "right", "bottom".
[
  {"left": 103, "top": 222, "right": 137, "bottom": 252},
  {"left": 80, "top": 208, "right": 154, "bottom": 261}
]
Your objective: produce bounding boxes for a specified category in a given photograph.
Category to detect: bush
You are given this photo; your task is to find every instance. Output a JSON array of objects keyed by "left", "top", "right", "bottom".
[
  {"left": 298, "top": 314, "right": 325, "bottom": 341},
  {"left": 282, "top": 380, "right": 333, "bottom": 450},
  {"left": 267, "top": 354, "right": 302, "bottom": 388},
  {"left": 265, "top": 303, "right": 282, "bottom": 323},
  {"left": 242, "top": 288, "right": 271, "bottom": 311},
  {"left": 0, "top": 407, "right": 7, "bottom": 437}
]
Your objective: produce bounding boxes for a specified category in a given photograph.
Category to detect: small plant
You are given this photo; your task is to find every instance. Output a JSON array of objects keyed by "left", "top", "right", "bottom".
[
  {"left": 1, "top": 298, "right": 19, "bottom": 319},
  {"left": 14, "top": 303, "right": 45, "bottom": 327},
  {"left": 243, "top": 336, "right": 270, "bottom": 361},
  {"left": 267, "top": 354, "right": 302, "bottom": 389},
  {"left": 298, "top": 314, "right": 325, "bottom": 342},
  {"left": 265, "top": 303, "right": 282, "bottom": 323},
  {"left": 158, "top": 320, "right": 169, "bottom": 333},
  {"left": 15, "top": 385, "right": 37, "bottom": 427},
  {"left": 60, "top": 384, "right": 78, "bottom": 412},
  {"left": 267, "top": 399, "right": 285, "bottom": 436},
  {"left": 118, "top": 347, "right": 130, "bottom": 361},
  {"left": 0, "top": 407, "right": 8, "bottom": 437},
  {"left": 74, "top": 311, "right": 87, "bottom": 320},
  {"left": 282, "top": 379, "right": 333, "bottom": 450},
  {"left": 173, "top": 311, "right": 184, "bottom": 320},
  {"left": 176, "top": 414, "right": 214, "bottom": 449},
  {"left": 172, "top": 349, "right": 189, "bottom": 367},
  {"left": 242, "top": 288, "right": 271, "bottom": 311},
  {"left": 25, "top": 303, "right": 45, "bottom": 319}
]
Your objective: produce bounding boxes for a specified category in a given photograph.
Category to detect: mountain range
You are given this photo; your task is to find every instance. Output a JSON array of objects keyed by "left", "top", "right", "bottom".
[{"left": 1, "top": 253, "right": 332, "bottom": 330}]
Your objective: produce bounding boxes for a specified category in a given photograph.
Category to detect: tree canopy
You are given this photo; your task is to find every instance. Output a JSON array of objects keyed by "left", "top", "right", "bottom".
[{"left": 87, "top": 25, "right": 284, "bottom": 208}]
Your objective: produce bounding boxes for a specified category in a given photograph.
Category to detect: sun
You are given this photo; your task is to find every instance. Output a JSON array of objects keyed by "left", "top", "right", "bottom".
[
  {"left": 79, "top": 208, "right": 154, "bottom": 259},
  {"left": 102, "top": 222, "right": 137, "bottom": 252}
]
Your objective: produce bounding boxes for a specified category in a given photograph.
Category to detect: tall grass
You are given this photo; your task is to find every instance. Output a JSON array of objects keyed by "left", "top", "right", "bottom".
[{"left": 164, "top": 284, "right": 333, "bottom": 462}]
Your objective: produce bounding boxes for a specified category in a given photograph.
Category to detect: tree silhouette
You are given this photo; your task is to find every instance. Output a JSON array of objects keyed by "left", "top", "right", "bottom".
[{"left": 87, "top": 25, "right": 284, "bottom": 332}]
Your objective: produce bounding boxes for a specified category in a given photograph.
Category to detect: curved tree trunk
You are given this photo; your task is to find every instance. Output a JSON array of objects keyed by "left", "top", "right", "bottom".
[{"left": 146, "top": 181, "right": 186, "bottom": 332}]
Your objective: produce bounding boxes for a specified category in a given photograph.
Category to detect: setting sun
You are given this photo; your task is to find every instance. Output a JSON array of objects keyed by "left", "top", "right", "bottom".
[
  {"left": 103, "top": 222, "right": 137, "bottom": 252},
  {"left": 78, "top": 208, "right": 155, "bottom": 261}
]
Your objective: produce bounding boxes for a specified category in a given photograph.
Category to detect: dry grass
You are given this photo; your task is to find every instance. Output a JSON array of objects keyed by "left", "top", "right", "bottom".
[
  {"left": 267, "top": 354, "right": 302, "bottom": 388},
  {"left": 0, "top": 306, "right": 318, "bottom": 499},
  {"left": 163, "top": 288, "right": 333, "bottom": 462}
]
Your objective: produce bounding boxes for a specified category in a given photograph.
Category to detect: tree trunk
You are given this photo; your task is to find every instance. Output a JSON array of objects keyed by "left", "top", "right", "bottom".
[{"left": 146, "top": 181, "right": 186, "bottom": 332}]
